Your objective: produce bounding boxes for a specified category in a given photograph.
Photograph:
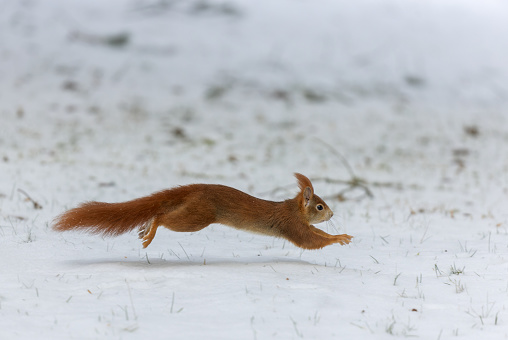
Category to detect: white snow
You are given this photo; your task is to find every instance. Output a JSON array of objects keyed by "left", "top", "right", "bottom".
[{"left": 1, "top": 0, "right": 508, "bottom": 339}]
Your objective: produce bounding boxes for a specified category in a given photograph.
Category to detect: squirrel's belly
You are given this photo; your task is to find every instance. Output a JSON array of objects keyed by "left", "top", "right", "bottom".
[{"left": 219, "top": 219, "right": 281, "bottom": 238}]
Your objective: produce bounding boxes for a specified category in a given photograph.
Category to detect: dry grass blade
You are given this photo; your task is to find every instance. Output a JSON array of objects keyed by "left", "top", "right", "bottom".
[{"left": 18, "top": 189, "right": 43, "bottom": 209}]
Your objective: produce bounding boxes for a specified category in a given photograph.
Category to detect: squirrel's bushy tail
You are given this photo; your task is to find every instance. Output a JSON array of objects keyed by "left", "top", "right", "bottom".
[{"left": 53, "top": 190, "right": 170, "bottom": 236}]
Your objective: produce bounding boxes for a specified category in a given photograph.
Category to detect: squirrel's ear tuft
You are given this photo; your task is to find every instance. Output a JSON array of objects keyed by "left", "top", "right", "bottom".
[
  {"left": 295, "top": 173, "right": 314, "bottom": 193},
  {"left": 295, "top": 173, "right": 314, "bottom": 207}
]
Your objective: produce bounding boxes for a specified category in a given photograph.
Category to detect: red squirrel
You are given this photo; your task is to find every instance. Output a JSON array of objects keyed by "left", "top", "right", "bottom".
[{"left": 53, "top": 173, "right": 353, "bottom": 250}]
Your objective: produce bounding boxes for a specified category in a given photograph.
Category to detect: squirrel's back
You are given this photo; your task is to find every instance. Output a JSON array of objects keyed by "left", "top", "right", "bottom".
[{"left": 52, "top": 184, "right": 261, "bottom": 236}]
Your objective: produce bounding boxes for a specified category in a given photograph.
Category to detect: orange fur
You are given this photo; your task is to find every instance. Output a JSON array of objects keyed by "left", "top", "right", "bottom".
[{"left": 53, "top": 174, "right": 353, "bottom": 250}]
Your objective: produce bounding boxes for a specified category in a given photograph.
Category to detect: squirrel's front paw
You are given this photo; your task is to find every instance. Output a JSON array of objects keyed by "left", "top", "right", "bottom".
[{"left": 335, "top": 234, "right": 353, "bottom": 245}]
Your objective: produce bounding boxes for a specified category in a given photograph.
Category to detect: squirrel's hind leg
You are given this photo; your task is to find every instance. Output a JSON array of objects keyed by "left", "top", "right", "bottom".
[
  {"left": 159, "top": 203, "right": 215, "bottom": 233},
  {"left": 138, "top": 202, "right": 216, "bottom": 248}
]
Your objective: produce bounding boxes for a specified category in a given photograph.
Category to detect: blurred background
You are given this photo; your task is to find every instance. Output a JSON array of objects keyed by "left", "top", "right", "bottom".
[{"left": 1, "top": 0, "right": 507, "bottom": 200}]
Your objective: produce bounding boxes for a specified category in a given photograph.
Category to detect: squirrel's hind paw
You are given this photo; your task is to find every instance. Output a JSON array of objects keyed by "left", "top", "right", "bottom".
[{"left": 138, "top": 219, "right": 157, "bottom": 248}]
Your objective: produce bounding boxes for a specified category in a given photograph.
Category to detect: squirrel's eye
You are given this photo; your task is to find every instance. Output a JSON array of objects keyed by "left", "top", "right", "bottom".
[{"left": 317, "top": 204, "right": 324, "bottom": 211}]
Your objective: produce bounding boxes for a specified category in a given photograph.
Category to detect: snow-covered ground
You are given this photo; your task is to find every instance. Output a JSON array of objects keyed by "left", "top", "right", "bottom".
[{"left": 1, "top": 0, "right": 508, "bottom": 339}]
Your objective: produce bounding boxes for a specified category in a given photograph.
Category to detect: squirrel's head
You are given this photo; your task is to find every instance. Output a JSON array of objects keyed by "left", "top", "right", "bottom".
[{"left": 294, "top": 173, "right": 333, "bottom": 224}]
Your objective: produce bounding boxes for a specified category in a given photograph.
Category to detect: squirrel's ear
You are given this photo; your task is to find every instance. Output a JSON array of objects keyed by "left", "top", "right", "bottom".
[{"left": 303, "top": 187, "right": 312, "bottom": 207}]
